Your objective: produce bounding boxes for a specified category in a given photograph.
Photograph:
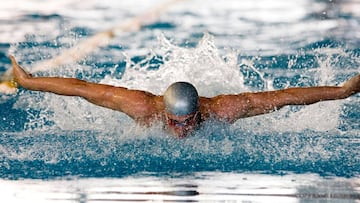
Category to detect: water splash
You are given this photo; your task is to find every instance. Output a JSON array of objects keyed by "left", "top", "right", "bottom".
[
  {"left": 107, "top": 32, "right": 245, "bottom": 96},
  {"left": 13, "top": 33, "right": 359, "bottom": 134},
  {"left": 5, "top": 33, "right": 359, "bottom": 178},
  {"left": 13, "top": 33, "right": 245, "bottom": 132}
]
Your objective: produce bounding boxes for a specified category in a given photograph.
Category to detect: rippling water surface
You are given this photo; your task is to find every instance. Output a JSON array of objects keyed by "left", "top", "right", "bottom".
[{"left": 0, "top": 0, "right": 359, "bottom": 202}]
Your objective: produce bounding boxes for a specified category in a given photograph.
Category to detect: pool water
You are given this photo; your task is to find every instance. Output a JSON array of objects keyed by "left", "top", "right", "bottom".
[{"left": 0, "top": 0, "right": 359, "bottom": 202}]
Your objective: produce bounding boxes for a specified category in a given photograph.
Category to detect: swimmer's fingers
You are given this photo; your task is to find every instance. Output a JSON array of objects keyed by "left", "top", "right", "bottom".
[
  {"left": 343, "top": 74, "right": 360, "bottom": 95},
  {"left": 10, "top": 55, "right": 32, "bottom": 83}
]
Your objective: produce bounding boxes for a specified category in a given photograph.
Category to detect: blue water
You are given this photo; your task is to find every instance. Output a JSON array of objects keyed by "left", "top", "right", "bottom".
[{"left": 0, "top": 0, "right": 360, "bottom": 202}]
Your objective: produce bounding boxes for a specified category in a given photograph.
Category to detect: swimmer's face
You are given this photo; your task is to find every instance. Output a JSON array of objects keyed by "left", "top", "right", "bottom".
[{"left": 165, "top": 111, "right": 200, "bottom": 138}]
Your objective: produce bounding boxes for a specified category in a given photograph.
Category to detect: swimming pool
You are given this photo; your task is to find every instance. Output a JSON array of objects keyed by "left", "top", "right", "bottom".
[{"left": 0, "top": 0, "right": 359, "bottom": 202}]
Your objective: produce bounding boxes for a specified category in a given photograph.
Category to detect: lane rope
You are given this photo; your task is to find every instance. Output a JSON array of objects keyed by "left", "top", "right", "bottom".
[{"left": 0, "top": 0, "right": 185, "bottom": 94}]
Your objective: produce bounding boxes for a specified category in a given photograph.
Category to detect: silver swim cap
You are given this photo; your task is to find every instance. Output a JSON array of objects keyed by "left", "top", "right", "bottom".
[{"left": 164, "top": 82, "right": 199, "bottom": 116}]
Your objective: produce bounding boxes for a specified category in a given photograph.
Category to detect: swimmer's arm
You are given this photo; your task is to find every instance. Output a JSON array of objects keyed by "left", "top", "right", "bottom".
[
  {"left": 11, "top": 55, "right": 159, "bottom": 120},
  {"left": 210, "top": 74, "right": 359, "bottom": 122}
]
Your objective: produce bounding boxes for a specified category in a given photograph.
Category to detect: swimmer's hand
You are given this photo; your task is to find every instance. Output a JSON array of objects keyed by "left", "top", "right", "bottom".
[
  {"left": 342, "top": 74, "right": 360, "bottom": 96},
  {"left": 10, "top": 55, "right": 32, "bottom": 88}
]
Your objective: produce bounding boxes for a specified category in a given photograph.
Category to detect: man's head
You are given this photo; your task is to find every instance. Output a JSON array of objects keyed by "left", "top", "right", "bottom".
[{"left": 163, "top": 82, "right": 200, "bottom": 137}]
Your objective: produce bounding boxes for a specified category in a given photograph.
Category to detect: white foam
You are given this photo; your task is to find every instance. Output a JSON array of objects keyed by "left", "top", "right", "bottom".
[{"left": 106, "top": 33, "right": 246, "bottom": 96}]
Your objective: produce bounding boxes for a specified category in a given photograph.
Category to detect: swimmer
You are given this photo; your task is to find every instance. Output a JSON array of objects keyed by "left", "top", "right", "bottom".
[{"left": 10, "top": 55, "right": 360, "bottom": 138}]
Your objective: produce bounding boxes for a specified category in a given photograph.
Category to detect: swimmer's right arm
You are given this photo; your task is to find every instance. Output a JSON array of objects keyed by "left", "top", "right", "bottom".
[{"left": 10, "top": 55, "right": 160, "bottom": 120}]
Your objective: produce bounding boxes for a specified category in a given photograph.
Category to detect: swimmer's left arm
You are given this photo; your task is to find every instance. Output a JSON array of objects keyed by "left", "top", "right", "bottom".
[{"left": 210, "top": 74, "right": 359, "bottom": 122}]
